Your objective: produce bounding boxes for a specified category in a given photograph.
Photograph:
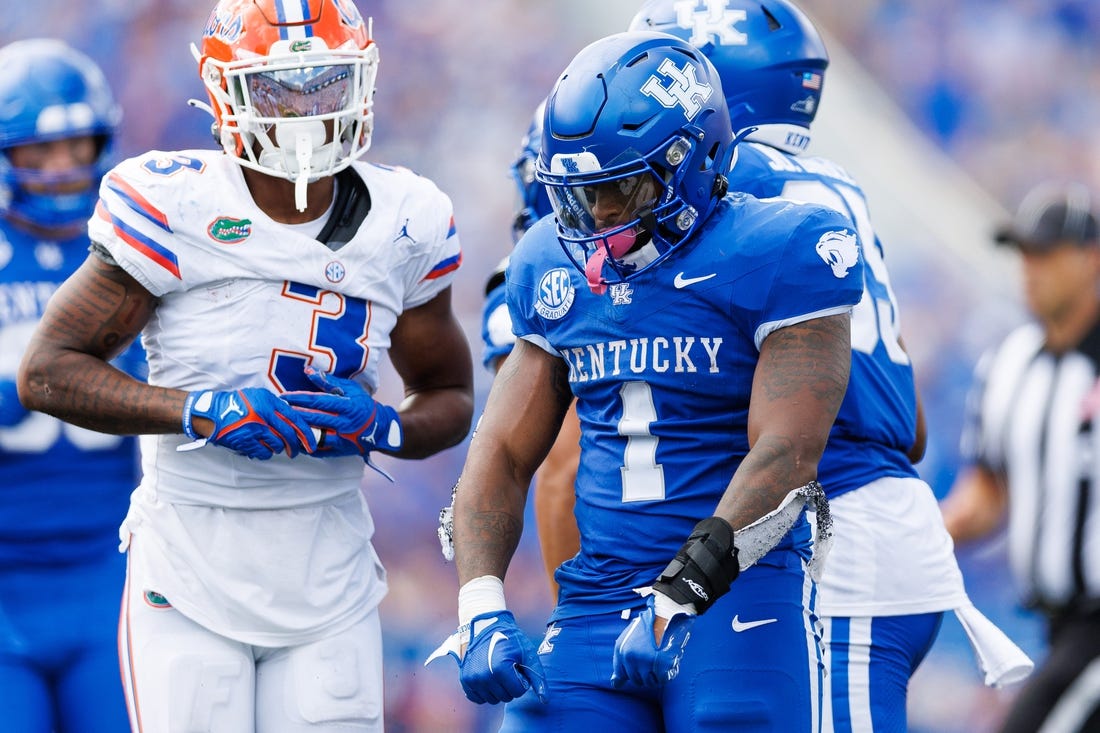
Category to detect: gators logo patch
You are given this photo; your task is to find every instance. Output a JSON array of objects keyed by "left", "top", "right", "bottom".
[{"left": 207, "top": 216, "right": 252, "bottom": 244}]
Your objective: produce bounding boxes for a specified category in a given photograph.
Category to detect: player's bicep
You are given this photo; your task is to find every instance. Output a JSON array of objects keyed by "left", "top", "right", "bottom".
[
  {"left": 30, "top": 253, "right": 156, "bottom": 362},
  {"left": 389, "top": 285, "right": 473, "bottom": 396},
  {"left": 748, "top": 312, "right": 850, "bottom": 453},
  {"left": 478, "top": 338, "right": 572, "bottom": 482}
]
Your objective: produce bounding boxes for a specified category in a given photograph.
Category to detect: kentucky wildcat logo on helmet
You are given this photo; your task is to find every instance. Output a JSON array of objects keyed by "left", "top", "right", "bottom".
[
  {"left": 193, "top": 0, "right": 379, "bottom": 211},
  {"left": 535, "top": 31, "right": 733, "bottom": 295},
  {"left": 630, "top": 0, "right": 829, "bottom": 154}
]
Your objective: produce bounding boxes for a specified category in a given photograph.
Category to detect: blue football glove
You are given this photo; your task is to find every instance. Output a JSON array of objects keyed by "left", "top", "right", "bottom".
[
  {"left": 281, "top": 367, "right": 402, "bottom": 457},
  {"left": 611, "top": 595, "right": 695, "bottom": 688},
  {"left": 180, "top": 388, "right": 317, "bottom": 460},
  {"left": 0, "top": 379, "right": 28, "bottom": 427},
  {"left": 426, "top": 610, "right": 548, "bottom": 705}
]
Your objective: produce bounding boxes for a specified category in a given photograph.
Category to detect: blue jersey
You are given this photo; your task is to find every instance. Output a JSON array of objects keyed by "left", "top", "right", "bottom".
[
  {"left": 480, "top": 255, "right": 513, "bottom": 371},
  {"left": 507, "top": 194, "right": 864, "bottom": 619},
  {"left": 0, "top": 221, "right": 141, "bottom": 567},
  {"left": 728, "top": 142, "right": 920, "bottom": 498}
]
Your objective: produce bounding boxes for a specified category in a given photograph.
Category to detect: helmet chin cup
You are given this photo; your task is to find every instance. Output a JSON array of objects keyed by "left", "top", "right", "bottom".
[{"left": 268, "top": 119, "right": 323, "bottom": 211}]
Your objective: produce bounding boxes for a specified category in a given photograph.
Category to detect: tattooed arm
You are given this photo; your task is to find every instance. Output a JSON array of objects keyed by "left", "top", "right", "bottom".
[
  {"left": 17, "top": 253, "right": 190, "bottom": 435},
  {"left": 714, "top": 313, "right": 851, "bottom": 529},
  {"left": 453, "top": 338, "right": 573, "bottom": 585}
]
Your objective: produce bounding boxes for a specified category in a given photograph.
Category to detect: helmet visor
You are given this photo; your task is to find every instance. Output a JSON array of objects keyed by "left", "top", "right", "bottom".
[
  {"left": 546, "top": 168, "right": 663, "bottom": 239},
  {"left": 246, "top": 63, "right": 353, "bottom": 119}
]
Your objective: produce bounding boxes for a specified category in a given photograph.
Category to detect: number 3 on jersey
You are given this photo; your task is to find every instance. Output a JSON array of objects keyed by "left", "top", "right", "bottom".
[{"left": 270, "top": 282, "right": 371, "bottom": 391}]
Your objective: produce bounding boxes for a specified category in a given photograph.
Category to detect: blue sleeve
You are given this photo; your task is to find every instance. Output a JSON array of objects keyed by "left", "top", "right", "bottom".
[
  {"left": 480, "top": 279, "right": 515, "bottom": 371},
  {"left": 741, "top": 205, "right": 865, "bottom": 348}
]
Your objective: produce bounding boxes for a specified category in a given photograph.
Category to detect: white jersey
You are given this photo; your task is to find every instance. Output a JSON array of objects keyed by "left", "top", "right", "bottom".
[{"left": 91, "top": 149, "right": 462, "bottom": 644}]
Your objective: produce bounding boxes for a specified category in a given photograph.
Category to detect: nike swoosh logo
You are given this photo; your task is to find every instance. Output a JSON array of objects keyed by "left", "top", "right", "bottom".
[
  {"left": 674, "top": 272, "right": 717, "bottom": 288},
  {"left": 487, "top": 631, "right": 508, "bottom": 673},
  {"left": 731, "top": 615, "right": 778, "bottom": 632}
]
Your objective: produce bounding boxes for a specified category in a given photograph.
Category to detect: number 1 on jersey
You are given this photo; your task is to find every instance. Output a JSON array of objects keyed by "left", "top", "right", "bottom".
[{"left": 619, "top": 381, "right": 665, "bottom": 502}]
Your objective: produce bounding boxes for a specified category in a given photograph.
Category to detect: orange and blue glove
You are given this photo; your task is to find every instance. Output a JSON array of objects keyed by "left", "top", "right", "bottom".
[
  {"left": 281, "top": 367, "right": 402, "bottom": 458},
  {"left": 180, "top": 388, "right": 317, "bottom": 460}
]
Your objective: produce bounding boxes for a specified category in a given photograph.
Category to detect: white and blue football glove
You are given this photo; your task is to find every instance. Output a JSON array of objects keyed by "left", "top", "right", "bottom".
[
  {"left": 180, "top": 388, "right": 317, "bottom": 460},
  {"left": 611, "top": 594, "right": 695, "bottom": 688},
  {"left": 282, "top": 367, "right": 402, "bottom": 458},
  {"left": 426, "top": 610, "right": 548, "bottom": 705}
]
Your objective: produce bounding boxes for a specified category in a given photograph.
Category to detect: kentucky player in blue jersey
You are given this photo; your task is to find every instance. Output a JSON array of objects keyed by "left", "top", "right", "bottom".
[
  {"left": 458, "top": 101, "right": 582, "bottom": 600},
  {"left": 631, "top": 1, "right": 1034, "bottom": 730},
  {"left": 430, "top": 31, "right": 865, "bottom": 730},
  {"left": 0, "top": 40, "right": 137, "bottom": 732}
]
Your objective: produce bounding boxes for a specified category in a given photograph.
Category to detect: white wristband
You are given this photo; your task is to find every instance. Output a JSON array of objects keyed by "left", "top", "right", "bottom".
[
  {"left": 653, "top": 588, "right": 698, "bottom": 619},
  {"left": 458, "top": 575, "right": 507, "bottom": 629}
]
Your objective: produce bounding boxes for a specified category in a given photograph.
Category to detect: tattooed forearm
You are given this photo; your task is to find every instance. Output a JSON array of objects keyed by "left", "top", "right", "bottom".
[
  {"left": 454, "top": 509, "right": 523, "bottom": 582},
  {"left": 713, "top": 313, "right": 851, "bottom": 528},
  {"left": 716, "top": 434, "right": 811, "bottom": 529}
]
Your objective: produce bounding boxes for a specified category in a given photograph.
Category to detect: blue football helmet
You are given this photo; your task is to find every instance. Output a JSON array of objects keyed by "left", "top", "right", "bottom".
[
  {"left": 535, "top": 31, "right": 732, "bottom": 294},
  {"left": 629, "top": 0, "right": 828, "bottom": 154},
  {"left": 0, "top": 39, "right": 120, "bottom": 237},
  {"left": 509, "top": 99, "right": 554, "bottom": 244}
]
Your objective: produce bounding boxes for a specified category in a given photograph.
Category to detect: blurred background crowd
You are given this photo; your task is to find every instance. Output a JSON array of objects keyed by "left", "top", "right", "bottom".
[{"left": 4, "top": 0, "right": 1099, "bottom": 730}]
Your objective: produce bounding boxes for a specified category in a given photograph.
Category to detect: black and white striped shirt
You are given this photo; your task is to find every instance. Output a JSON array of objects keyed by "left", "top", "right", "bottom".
[{"left": 962, "top": 320, "right": 1100, "bottom": 613}]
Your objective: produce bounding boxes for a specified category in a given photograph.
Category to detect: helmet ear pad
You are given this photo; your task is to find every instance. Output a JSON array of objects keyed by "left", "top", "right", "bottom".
[{"left": 535, "top": 31, "right": 735, "bottom": 292}]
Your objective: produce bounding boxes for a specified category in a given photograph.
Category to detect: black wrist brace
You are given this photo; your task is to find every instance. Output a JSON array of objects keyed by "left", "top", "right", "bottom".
[{"left": 653, "top": 516, "right": 740, "bottom": 614}]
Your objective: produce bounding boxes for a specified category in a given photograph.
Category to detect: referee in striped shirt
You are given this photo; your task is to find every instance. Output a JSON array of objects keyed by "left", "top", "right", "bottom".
[{"left": 943, "top": 181, "right": 1100, "bottom": 733}]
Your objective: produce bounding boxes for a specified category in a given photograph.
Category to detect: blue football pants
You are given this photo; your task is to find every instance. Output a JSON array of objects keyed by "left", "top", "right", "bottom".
[
  {"left": 820, "top": 612, "right": 943, "bottom": 733},
  {"left": 0, "top": 550, "right": 129, "bottom": 733},
  {"left": 501, "top": 547, "right": 821, "bottom": 732}
]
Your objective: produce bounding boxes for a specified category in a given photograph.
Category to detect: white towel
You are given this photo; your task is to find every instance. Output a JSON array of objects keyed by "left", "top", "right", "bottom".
[{"left": 954, "top": 602, "right": 1035, "bottom": 688}]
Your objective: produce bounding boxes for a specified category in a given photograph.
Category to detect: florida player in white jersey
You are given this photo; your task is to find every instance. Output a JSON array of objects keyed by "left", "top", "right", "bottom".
[
  {"left": 17, "top": 1, "right": 473, "bottom": 731},
  {"left": 429, "top": 31, "right": 863, "bottom": 731},
  {"left": 631, "top": 1, "right": 1033, "bottom": 730},
  {"left": 0, "top": 39, "right": 137, "bottom": 733}
]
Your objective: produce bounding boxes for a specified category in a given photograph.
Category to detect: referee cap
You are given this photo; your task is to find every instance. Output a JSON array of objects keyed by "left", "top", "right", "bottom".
[{"left": 994, "top": 182, "right": 1099, "bottom": 252}]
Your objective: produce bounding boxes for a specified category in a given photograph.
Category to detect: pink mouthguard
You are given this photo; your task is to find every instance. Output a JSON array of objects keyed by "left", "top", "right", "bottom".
[{"left": 585, "top": 228, "right": 638, "bottom": 295}]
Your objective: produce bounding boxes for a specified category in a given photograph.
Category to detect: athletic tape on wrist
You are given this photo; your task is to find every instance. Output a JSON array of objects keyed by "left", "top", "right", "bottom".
[{"left": 458, "top": 575, "right": 507, "bottom": 629}]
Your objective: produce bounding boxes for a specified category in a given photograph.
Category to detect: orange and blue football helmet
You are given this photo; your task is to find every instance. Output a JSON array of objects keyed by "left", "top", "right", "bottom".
[{"left": 194, "top": 0, "right": 379, "bottom": 209}]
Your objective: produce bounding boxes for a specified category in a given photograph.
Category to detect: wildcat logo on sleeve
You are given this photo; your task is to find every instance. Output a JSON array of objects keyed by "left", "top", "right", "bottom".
[
  {"left": 535, "top": 267, "right": 576, "bottom": 320},
  {"left": 815, "top": 229, "right": 859, "bottom": 278}
]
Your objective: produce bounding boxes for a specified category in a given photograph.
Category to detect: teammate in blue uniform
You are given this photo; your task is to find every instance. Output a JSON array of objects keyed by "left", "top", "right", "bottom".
[
  {"left": 630, "top": 1, "right": 1033, "bottom": 729},
  {"left": 0, "top": 39, "right": 136, "bottom": 732},
  {"left": 430, "top": 31, "right": 864, "bottom": 730}
]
